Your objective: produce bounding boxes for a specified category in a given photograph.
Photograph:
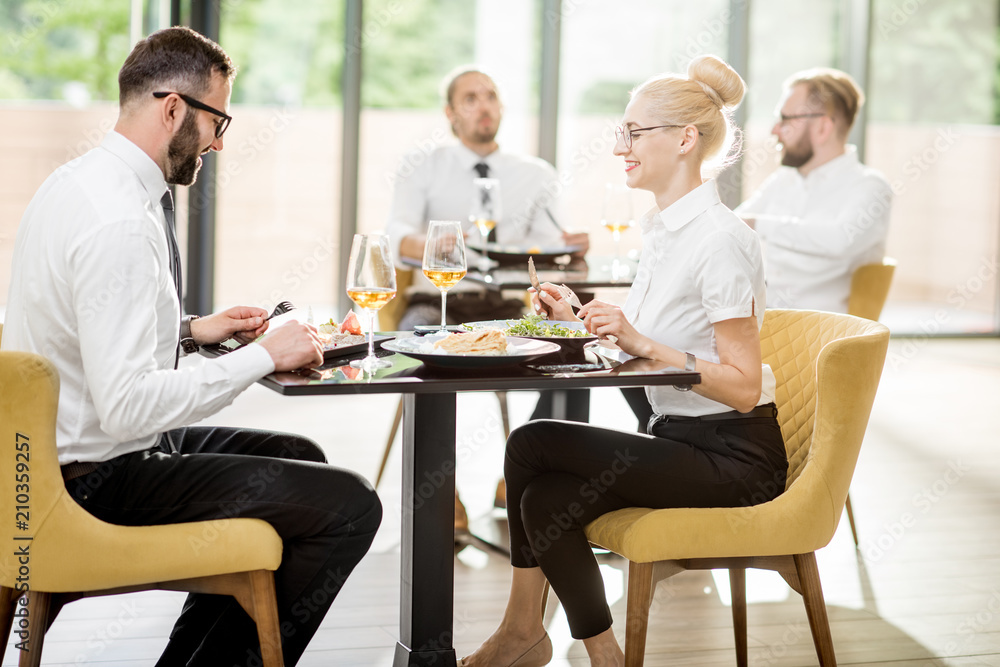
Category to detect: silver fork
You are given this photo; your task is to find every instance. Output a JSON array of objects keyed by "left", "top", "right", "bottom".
[{"left": 266, "top": 300, "right": 295, "bottom": 321}]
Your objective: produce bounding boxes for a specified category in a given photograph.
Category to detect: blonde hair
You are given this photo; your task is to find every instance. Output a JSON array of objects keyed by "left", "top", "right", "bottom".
[
  {"left": 631, "top": 55, "right": 746, "bottom": 172},
  {"left": 786, "top": 68, "right": 864, "bottom": 137}
]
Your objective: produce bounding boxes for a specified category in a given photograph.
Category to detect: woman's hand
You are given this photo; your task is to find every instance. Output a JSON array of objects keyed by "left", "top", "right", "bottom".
[
  {"left": 577, "top": 301, "right": 650, "bottom": 354},
  {"left": 529, "top": 282, "right": 579, "bottom": 321}
]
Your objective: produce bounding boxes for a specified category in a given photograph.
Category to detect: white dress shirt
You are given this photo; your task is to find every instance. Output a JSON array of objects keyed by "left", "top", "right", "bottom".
[
  {"left": 623, "top": 180, "right": 776, "bottom": 417},
  {"left": 735, "top": 146, "right": 892, "bottom": 313},
  {"left": 2, "top": 131, "right": 274, "bottom": 464},
  {"left": 385, "top": 143, "right": 565, "bottom": 294}
]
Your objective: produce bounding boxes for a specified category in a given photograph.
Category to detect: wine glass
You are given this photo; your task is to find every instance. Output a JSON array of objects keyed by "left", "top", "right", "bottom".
[
  {"left": 422, "top": 220, "right": 467, "bottom": 331},
  {"left": 602, "top": 183, "right": 634, "bottom": 279},
  {"left": 470, "top": 177, "right": 501, "bottom": 271},
  {"left": 346, "top": 233, "right": 397, "bottom": 371}
]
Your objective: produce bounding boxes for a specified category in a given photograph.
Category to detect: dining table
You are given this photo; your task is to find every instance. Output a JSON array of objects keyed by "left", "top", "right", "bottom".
[{"left": 206, "top": 335, "right": 698, "bottom": 666}]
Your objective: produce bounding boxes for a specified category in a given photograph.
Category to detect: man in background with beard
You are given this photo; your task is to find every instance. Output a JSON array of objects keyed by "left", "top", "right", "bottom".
[
  {"left": 2, "top": 27, "right": 381, "bottom": 666},
  {"left": 736, "top": 68, "right": 892, "bottom": 312}
]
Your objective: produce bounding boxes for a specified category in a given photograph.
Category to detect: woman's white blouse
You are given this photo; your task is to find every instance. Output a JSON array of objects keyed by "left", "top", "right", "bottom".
[{"left": 622, "top": 180, "right": 776, "bottom": 417}]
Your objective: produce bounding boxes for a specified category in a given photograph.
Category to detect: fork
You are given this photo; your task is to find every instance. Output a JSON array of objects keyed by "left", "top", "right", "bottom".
[{"left": 266, "top": 300, "right": 295, "bottom": 321}]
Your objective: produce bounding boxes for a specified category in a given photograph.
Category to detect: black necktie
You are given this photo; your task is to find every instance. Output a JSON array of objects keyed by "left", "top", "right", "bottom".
[
  {"left": 161, "top": 190, "right": 183, "bottom": 368},
  {"left": 473, "top": 162, "right": 497, "bottom": 242},
  {"left": 161, "top": 190, "right": 182, "bottom": 305}
]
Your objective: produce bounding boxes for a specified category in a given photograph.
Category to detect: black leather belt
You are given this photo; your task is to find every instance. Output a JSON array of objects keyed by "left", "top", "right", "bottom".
[
  {"left": 649, "top": 403, "right": 778, "bottom": 430},
  {"left": 60, "top": 461, "right": 102, "bottom": 482}
]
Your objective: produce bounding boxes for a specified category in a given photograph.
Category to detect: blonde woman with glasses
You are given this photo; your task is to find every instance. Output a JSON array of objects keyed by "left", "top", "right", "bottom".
[{"left": 459, "top": 55, "right": 786, "bottom": 667}]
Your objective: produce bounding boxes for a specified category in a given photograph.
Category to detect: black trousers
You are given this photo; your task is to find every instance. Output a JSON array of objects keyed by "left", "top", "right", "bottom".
[
  {"left": 65, "top": 426, "right": 382, "bottom": 667},
  {"left": 530, "top": 387, "right": 655, "bottom": 432},
  {"left": 504, "top": 409, "right": 786, "bottom": 639}
]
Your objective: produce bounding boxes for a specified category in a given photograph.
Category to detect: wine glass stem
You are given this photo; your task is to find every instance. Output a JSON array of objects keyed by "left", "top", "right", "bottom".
[
  {"left": 480, "top": 229, "right": 490, "bottom": 271},
  {"left": 366, "top": 308, "right": 376, "bottom": 359},
  {"left": 440, "top": 291, "right": 448, "bottom": 330},
  {"left": 613, "top": 229, "right": 621, "bottom": 260}
]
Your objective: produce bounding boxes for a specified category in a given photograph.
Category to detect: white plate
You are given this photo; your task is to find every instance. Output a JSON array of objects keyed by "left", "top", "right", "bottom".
[{"left": 382, "top": 335, "right": 560, "bottom": 368}]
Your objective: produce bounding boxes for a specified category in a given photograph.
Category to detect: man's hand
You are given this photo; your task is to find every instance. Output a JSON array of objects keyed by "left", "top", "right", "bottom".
[
  {"left": 399, "top": 233, "right": 427, "bottom": 261},
  {"left": 257, "top": 321, "right": 324, "bottom": 371},
  {"left": 563, "top": 231, "right": 590, "bottom": 256},
  {"left": 191, "top": 306, "right": 268, "bottom": 346}
]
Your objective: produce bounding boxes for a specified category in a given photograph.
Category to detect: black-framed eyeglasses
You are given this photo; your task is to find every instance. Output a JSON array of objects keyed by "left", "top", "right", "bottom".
[
  {"left": 153, "top": 91, "right": 232, "bottom": 139},
  {"left": 615, "top": 124, "right": 684, "bottom": 149},
  {"left": 776, "top": 112, "right": 825, "bottom": 126}
]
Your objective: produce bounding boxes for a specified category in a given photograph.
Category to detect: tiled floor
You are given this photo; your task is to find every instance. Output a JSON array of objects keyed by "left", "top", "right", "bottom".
[{"left": 4, "top": 337, "right": 1000, "bottom": 665}]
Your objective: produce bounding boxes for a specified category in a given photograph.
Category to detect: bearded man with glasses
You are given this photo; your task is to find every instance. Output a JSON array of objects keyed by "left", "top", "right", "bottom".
[
  {"left": 2, "top": 26, "right": 381, "bottom": 666},
  {"left": 736, "top": 68, "right": 892, "bottom": 313}
]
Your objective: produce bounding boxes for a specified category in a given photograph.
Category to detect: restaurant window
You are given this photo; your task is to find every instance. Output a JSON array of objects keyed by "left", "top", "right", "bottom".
[
  {"left": 215, "top": 0, "right": 346, "bottom": 313},
  {"left": 865, "top": 0, "right": 1000, "bottom": 334},
  {"left": 554, "top": 0, "right": 730, "bottom": 263},
  {"left": 0, "top": 0, "right": 132, "bottom": 308},
  {"left": 356, "top": 0, "right": 541, "bottom": 238}
]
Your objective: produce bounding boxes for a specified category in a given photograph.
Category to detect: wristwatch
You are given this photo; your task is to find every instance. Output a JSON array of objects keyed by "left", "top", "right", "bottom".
[
  {"left": 179, "top": 315, "right": 200, "bottom": 354},
  {"left": 674, "top": 352, "right": 697, "bottom": 392}
]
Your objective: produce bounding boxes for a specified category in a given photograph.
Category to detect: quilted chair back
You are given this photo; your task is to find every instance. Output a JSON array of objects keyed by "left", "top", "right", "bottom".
[{"left": 760, "top": 310, "right": 889, "bottom": 535}]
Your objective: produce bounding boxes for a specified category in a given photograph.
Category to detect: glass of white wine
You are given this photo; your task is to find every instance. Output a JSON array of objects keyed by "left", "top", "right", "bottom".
[
  {"left": 602, "top": 183, "right": 634, "bottom": 278},
  {"left": 422, "top": 220, "right": 467, "bottom": 331},
  {"left": 346, "top": 233, "right": 397, "bottom": 371},
  {"left": 470, "top": 177, "right": 501, "bottom": 272}
]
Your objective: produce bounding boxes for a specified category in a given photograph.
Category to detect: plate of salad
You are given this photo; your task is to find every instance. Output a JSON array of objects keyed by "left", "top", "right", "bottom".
[{"left": 463, "top": 315, "right": 596, "bottom": 361}]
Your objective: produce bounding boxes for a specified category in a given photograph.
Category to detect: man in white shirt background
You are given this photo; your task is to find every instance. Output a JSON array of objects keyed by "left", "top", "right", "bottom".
[
  {"left": 385, "top": 66, "right": 591, "bottom": 523},
  {"left": 736, "top": 68, "right": 892, "bottom": 312},
  {"left": 385, "top": 65, "right": 588, "bottom": 329},
  {"left": 2, "top": 27, "right": 381, "bottom": 666}
]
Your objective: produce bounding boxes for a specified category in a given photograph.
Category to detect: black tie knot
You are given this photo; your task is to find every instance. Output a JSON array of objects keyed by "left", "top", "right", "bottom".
[
  {"left": 160, "top": 190, "right": 174, "bottom": 212},
  {"left": 473, "top": 162, "right": 489, "bottom": 178}
]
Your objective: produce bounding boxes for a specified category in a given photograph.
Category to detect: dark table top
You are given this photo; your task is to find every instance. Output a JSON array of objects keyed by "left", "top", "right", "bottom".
[{"left": 203, "top": 333, "right": 698, "bottom": 397}]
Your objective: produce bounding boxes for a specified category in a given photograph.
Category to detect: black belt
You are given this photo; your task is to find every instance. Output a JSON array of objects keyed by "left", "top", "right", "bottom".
[
  {"left": 60, "top": 461, "right": 102, "bottom": 482},
  {"left": 649, "top": 403, "right": 778, "bottom": 430}
]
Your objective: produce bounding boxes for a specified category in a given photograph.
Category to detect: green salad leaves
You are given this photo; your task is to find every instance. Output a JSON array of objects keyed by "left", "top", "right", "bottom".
[{"left": 495, "top": 314, "right": 592, "bottom": 338}]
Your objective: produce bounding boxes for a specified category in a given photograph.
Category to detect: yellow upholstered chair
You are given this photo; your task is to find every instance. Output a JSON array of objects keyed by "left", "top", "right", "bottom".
[
  {"left": 585, "top": 310, "right": 890, "bottom": 666},
  {"left": 0, "top": 350, "right": 287, "bottom": 666},
  {"left": 848, "top": 257, "right": 896, "bottom": 322},
  {"left": 841, "top": 257, "right": 896, "bottom": 545}
]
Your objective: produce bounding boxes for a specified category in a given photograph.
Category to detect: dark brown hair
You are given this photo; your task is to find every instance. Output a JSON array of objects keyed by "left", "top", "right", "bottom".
[{"left": 118, "top": 26, "right": 236, "bottom": 110}]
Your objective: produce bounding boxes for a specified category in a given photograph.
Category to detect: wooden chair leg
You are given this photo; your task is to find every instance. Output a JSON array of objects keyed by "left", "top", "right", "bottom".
[
  {"left": 0, "top": 586, "right": 20, "bottom": 656},
  {"left": 375, "top": 396, "right": 404, "bottom": 488},
  {"left": 495, "top": 391, "right": 511, "bottom": 439},
  {"left": 247, "top": 571, "right": 284, "bottom": 667},
  {"left": 793, "top": 552, "right": 837, "bottom": 666},
  {"left": 844, "top": 493, "right": 859, "bottom": 546},
  {"left": 729, "top": 568, "right": 748, "bottom": 667},
  {"left": 624, "top": 561, "right": 654, "bottom": 667},
  {"left": 18, "top": 591, "right": 51, "bottom": 667}
]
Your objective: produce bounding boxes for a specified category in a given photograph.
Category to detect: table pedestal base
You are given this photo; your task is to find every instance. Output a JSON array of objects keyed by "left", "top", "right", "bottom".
[{"left": 394, "top": 392, "right": 459, "bottom": 667}]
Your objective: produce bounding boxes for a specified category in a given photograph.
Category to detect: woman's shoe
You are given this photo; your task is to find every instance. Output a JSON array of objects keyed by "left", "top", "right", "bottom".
[{"left": 457, "top": 632, "right": 552, "bottom": 667}]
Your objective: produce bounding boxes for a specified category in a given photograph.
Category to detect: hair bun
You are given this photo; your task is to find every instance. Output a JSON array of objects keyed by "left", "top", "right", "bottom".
[{"left": 687, "top": 55, "right": 745, "bottom": 109}]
